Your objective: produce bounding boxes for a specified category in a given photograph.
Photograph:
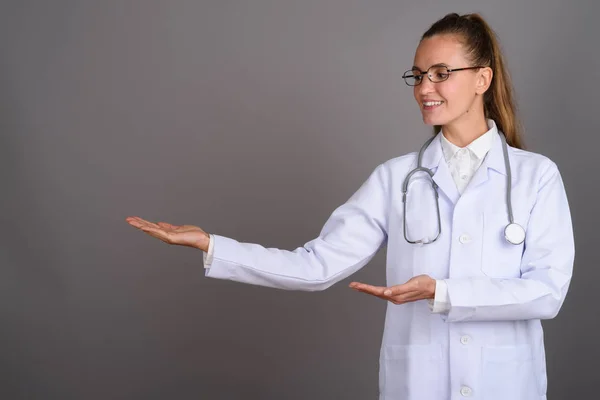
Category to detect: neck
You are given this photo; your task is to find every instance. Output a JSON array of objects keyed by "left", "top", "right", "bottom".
[{"left": 441, "top": 111, "right": 489, "bottom": 148}]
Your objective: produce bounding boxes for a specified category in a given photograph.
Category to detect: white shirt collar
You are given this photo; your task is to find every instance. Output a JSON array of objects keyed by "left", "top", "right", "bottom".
[{"left": 440, "top": 119, "right": 497, "bottom": 163}]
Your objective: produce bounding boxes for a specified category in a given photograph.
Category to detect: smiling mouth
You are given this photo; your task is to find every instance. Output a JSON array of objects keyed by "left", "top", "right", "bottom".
[{"left": 422, "top": 100, "right": 444, "bottom": 110}]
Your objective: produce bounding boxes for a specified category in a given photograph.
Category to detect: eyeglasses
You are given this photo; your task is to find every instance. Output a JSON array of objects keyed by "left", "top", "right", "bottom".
[{"left": 402, "top": 65, "right": 483, "bottom": 86}]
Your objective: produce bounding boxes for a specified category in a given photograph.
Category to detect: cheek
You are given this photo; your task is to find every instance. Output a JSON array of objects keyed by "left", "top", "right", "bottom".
[{"left": 438, "top": 82, "right": 471, "bottom": 108}]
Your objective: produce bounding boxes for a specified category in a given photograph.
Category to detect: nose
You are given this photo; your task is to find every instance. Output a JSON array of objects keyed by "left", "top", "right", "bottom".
[{"left": 418, "top": 77, "right": 436, "bottom": 96}]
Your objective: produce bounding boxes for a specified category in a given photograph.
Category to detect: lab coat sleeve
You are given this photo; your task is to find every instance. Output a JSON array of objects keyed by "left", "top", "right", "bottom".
[
  {"left": 442, "top": 160, "right": 574, "bottom": 322},
  {"left": 203, "top": 163, "right": 390, "bottom": 291}
]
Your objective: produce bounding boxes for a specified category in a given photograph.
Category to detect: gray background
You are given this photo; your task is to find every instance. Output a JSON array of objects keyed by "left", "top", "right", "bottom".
[{"left": 1, "top": 0, "right": 597, "bottom": 399}]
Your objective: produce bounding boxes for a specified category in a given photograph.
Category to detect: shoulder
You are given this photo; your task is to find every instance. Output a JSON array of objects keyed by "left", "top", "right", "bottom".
[
  {"left": 509, "top": 145, "right": 559, "bottom": 170},
  {"left": 359, "top": 153, "right": 418, "bottom": 191},
  {"left": 379, "top": 152, "right": 419, "bottom": 175},
  {"left": 508, "top": 145, "right": 563, "bottom": 188}
]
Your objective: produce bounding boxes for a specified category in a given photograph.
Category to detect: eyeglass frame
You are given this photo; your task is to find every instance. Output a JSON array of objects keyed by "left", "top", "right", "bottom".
[{"left": 402, "top": 65, "right": 485, "bottom": 86}]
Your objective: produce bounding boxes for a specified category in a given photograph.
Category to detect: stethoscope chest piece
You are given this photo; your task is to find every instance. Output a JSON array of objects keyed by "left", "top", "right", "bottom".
[{"left": 504, "top": 223, "right": 525, "bottom": 245}]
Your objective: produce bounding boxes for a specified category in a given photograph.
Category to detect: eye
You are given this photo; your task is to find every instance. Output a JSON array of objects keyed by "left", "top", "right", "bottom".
[{"left": 429, "top": 66, "right": 450, "bottom": 82}]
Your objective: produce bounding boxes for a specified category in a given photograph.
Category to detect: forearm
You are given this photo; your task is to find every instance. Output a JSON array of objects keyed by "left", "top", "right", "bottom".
[
  {"left": 205, "top": 233, "right": 385, "bottom": 291},
  {"left": 441, "top": 271, "right": 572, "bottom": 322},
  {"left": 202, "top": 163, "right": 390, "bottom": 291}
]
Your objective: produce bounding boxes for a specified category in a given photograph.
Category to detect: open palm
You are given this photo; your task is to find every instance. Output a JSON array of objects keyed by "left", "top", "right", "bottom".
[{"left": 125, "top": 216, "right": 209, "bottom": 250}]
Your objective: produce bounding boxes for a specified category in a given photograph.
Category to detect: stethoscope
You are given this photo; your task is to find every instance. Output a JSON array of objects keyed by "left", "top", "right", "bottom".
[{"left": 401, "top": 131, "right": 526, "bottom": 246}]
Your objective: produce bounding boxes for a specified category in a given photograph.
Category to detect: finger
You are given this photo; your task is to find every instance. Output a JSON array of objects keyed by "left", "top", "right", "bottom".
[
  {"left": 126, "top": 218, "right": 142, "bottom": 228},
  {"left": 349, "top": 283, "right": 387, "bottom": 296},
  {"left": 351, "top": 287, "right": 390, "bottom": 301},
  {"left": 349, "top": 282, "right": 386, "bottom": 291},
  {"left": 157, "top": 222, "right": 178, "bottom": 230},
  {"left": 389, "top": 291, "right": 424, "bottom": 303},
  {"left": 175, "top": 225, "right": 202, "bottom": 233},
  {"left": 141, "top": 226, "right": 172, "bottom": 243},
  {"left": 129, "top": 216, "right": 159, "bottom": 226},
  {"left": 383, "top": 283, "right": 416, "bottom": 297},
  {"left": 135, "top": 218, "right": 161, "bottom": 229},
  {"left": 127, "top": 216, "right": 151, "bottom": 224},
  {"left": 127, "top": 219, "right": 153, "bottom": 230},
  {"left": 389, "top": 293, "right": 428, "bottom": 305}
]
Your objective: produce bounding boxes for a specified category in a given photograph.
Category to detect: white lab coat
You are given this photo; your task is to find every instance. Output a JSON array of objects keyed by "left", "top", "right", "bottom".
[{"left": 205, "top": 130, "right": 574, "bottom": 400}]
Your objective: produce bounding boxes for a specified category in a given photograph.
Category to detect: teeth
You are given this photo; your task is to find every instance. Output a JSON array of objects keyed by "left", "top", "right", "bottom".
[{"left": 423, "top": 101, "right": 443, "bottom": 106}]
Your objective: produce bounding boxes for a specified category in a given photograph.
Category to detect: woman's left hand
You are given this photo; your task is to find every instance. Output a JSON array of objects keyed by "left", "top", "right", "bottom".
[{"left": 349, "top": 275, "right": 436, "bottom": 305}]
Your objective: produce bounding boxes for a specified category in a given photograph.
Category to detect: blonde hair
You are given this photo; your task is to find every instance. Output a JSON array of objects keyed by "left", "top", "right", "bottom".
[{"left": 422, "top": 13, "right": 524, "bottom": 149}]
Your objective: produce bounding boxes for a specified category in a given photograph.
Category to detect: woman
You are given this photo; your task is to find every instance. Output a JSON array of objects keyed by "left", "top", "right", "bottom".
[{"left": 126, "top": 12, "right": 574, "bottom": 400}]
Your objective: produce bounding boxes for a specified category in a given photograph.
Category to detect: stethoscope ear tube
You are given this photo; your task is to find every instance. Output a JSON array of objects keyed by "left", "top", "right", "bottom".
[{"left": 403, "top": 131, "right": 526, "bottom": 246}]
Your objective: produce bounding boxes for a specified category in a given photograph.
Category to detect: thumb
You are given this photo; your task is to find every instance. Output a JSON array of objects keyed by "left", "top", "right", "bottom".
[{"left": 383, "top": 284, "right": 410, "bottom": 297}]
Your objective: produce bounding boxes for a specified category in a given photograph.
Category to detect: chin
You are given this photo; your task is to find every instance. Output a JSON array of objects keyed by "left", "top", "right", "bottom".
[
  {"left": 421, "top": 115, "right": 446, "bottom": 126},
  {"left": 421, "top": 110, "right": 455, "bottom": 127}
]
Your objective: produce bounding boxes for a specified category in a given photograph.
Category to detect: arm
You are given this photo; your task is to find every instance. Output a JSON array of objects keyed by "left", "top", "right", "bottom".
[
  {"left": 442, "top": 160, "right": 575, "bottom": 322},
  {"left": 204, "top": 164, "right": 390, "bottom": 291}
]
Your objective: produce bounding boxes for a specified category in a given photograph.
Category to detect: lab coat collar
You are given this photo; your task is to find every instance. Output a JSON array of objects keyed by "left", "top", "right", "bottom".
[
  {"left": 419, "top": 134, "right": 460, "bottom": 203},
  {"left": 419, "top": 120, "right": 507, "bottom": 204},
  {"left": 482, "top": 126, "right": 508, "bottom": 176},
  {"left": 439, "top": 119, "right": 496, "bottom": 164},
  {"left": 420, "top": 119, "right": 507, "bottom": 176},
  {"left": 465, "top": 130, "right": 507, "bottom": 192}
]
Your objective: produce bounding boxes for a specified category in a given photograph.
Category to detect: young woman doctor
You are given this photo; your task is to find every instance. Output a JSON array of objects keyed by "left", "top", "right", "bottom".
[{"left": 126, "top": 12, "right": 574, "bottom": 400}]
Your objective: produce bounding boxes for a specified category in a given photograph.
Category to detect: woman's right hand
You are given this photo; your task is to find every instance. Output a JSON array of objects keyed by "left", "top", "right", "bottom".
[{"left": 125, "top": 216, "right": 210, "bottom": 252}]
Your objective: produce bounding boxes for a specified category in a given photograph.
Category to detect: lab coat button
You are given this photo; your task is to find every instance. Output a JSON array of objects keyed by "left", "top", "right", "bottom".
[
  {"left": 459, "top": 234, "right": 472, "bottom": 244},
  {"left": 460, "top": 335, "right": 471, "bottom": 345},
  {"left": 460, "top": 386, "right": 472, "bottom": 397}
]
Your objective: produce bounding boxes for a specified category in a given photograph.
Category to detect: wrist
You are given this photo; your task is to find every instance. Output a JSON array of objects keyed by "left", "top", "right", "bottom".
[
  {"left": 430, "top": 279, "right": 437, "bottom": 299},
  {"left": 198, "top": 232, "right": 210, "bottom": 251}
]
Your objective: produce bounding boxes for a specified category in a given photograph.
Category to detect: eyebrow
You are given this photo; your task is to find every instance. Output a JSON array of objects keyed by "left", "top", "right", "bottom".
[{"left": 411, "top": 63, "right": 449, "bottom": 71}]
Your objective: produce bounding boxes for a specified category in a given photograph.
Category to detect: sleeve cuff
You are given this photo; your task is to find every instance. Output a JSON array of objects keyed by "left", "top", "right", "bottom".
[
  {"left": 203, "top": 233, "right": 214, "bottom": 268},
  {"left": 427, "top": 279, "right": 450, "bottom": 313}
]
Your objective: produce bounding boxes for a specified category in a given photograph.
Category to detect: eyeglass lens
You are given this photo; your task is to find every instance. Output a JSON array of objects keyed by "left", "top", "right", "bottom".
[{"left": 403, "top": 66, "right": 450, "bottom": 86}]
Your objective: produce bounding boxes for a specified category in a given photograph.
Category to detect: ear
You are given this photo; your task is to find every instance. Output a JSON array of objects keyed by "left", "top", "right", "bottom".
[{"left": 475, "top": 67, "right": 493, "bottom": 95}]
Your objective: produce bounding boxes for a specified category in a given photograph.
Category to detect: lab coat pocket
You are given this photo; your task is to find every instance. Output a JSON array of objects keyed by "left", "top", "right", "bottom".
[
  {"left": 482, "top": 344, "right": 540, "bottom": 400},
  {"left": 382, "top": 344, "right": 443, "bottom": 399},
  {"left": 481, "top": 211, "right": 524, "bottom": 278}
]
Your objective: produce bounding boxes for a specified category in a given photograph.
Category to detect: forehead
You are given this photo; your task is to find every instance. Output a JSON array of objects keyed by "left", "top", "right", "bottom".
[{"left": 413, "top": 34, "right": 468, "bottom": 69}]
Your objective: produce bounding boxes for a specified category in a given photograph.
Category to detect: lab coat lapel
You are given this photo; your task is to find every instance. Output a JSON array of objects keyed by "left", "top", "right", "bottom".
[
  {"left": 420, "top": 133, "right": 460, "bottom": 205},
  {"left": 464, "top": 132, "right": 507, "bottom": 192}
]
